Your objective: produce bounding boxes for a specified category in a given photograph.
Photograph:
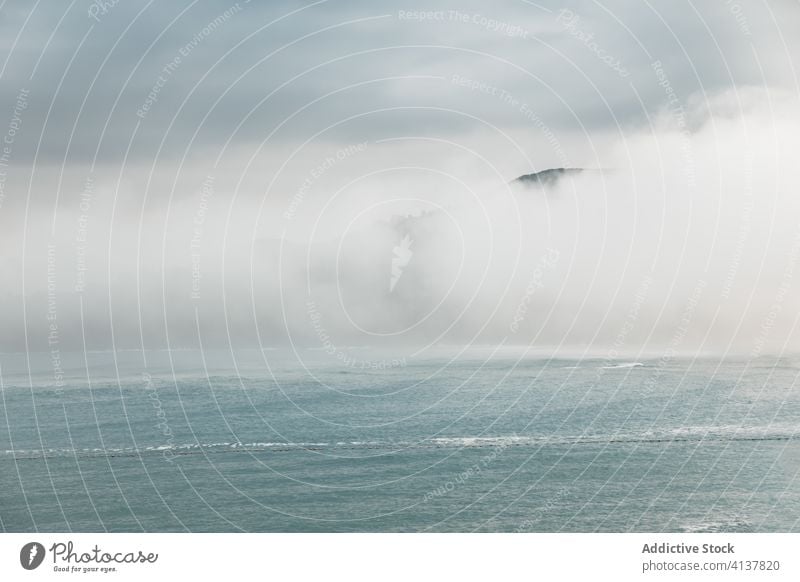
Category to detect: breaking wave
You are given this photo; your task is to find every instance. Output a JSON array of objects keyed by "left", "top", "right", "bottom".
[{"left": 3, "top": 425, "right": 797, "bottom": 460}]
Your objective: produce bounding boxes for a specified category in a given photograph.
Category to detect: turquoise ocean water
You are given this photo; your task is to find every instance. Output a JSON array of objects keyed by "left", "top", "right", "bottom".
[{"left": 2, "top": 350, "right": 799, "bottom": 532}]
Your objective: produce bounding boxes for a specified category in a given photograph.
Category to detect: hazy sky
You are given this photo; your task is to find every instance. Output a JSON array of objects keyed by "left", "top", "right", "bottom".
[
  {"left": 1, "top": 1, "right": 799, "bottom": 354},
  {"left": 1, "top": 1, "right": 797, "bottom": 164}
]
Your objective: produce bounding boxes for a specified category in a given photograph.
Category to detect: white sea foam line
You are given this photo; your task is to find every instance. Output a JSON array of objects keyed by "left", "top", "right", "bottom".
[{"left": 4, "top": 427, "right": 798, "bottom": 459}]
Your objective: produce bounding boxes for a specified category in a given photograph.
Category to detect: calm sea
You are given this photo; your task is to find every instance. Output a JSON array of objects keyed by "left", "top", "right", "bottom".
[{"left": 2, "top": 349, "right": 799, "bottom": 532}]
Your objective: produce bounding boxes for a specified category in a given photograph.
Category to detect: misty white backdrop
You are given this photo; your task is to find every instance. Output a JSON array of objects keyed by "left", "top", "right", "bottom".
[{"left": 0, "top": 0, "right": 798, "bottom": 357}]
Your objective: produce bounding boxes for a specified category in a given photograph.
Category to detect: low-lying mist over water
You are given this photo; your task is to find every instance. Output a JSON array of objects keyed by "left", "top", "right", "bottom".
[
  {"left": 7, "top": 88, "right": 800, "bottom": 357},
  {"left": 1, "top": 1, "right": 798, "bottom": 361}
]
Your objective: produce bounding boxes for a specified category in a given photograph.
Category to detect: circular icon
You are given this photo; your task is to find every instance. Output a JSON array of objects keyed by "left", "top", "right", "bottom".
[{"left": 20, "top": 542, "right": 45, "bottom": 570}]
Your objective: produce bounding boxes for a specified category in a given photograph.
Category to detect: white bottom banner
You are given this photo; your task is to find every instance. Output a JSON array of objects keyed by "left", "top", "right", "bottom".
[{"left": 1, "top": 533, "right": 796, "bottom": 581}]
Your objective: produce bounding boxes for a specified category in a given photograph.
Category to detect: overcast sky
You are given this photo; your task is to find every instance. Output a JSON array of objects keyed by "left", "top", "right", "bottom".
[
  {"left": 1, "top": 1, "right": 799, "bottom": 353},
  {"left": 1, "top": 1, "right": 797, "bottom": 165}
]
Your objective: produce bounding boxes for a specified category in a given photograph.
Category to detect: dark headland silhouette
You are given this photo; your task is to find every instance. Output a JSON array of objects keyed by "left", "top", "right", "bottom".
[{"left": 512, "top": 167, "right": 608, "bottom": 186}]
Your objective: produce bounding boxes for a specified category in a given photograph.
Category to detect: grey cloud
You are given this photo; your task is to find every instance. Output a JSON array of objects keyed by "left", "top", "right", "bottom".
[
  {"left": 1, "top": 0, "right": 796, "bottom": 166},
  {"left": 1, "top": 0, "right": 799, "bottom": 353}
]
